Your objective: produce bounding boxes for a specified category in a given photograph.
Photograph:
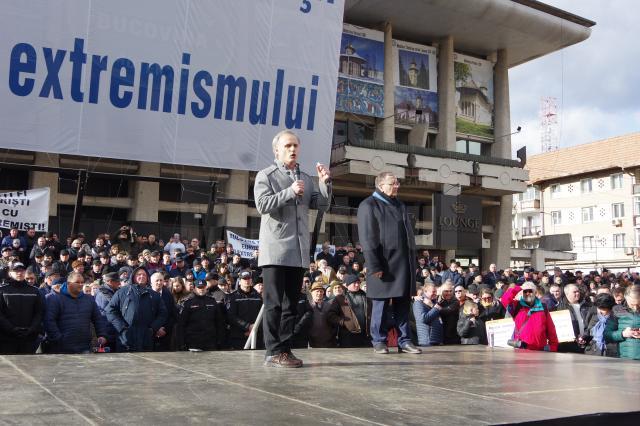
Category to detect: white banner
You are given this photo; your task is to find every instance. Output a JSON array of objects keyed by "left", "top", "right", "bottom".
[
  {"left": 0, "top": 188, "right": 50, "bottom": 231},
  {"left": 550, "top": 310, "right": 576, "bottom": 343},
  {"left": 0, "top": 0, "right": 344, "bottom": 172},
  {"left": 226, "top": 230, "right": 259, "bottom": 259},
  {"left": 485, "top": 318, "right": 515, "bottom": 348}
]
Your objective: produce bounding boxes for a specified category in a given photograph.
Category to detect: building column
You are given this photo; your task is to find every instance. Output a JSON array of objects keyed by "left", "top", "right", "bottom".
[
  {"left": 436, "top": 35, "right": 455, "bottom": 151},
  {"left": 224, "top": 170, "right": 249, "bottom": 232},
  {"left": 531, "top": 249, "right": 546, "bottom": 272},
  {"left": 129, "top": 162, "right": 160, "bottom": 222},
  {"left": 492, "top": 49, "right": 511, "bottom": 159},
  {"left": 30, "top": 153, "right": 59, "bottom": 217},
  {"left": 483, "top": 49, "right": 512, "bottom": 270},
  {"left": 379, "top": 21, "right": 395, "bottom": 144}
]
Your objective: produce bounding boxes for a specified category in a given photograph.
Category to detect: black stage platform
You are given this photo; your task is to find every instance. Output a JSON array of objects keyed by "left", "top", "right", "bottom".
[{"left": 0, "top": 346, "right": 638, "bottom": 425}]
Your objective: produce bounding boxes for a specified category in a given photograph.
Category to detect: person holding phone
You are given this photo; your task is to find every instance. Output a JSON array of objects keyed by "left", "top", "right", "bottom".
[{"left": 605, "top": 285, "right": 640, "bottom": 360}]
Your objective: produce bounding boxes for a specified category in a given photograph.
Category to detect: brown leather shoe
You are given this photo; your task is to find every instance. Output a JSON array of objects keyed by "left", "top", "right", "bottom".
[
  {"left": 264, "top": 352, "right": 302, "bottom": 368},
  {"left": 286, "top": 351, "right": 304, "bottom": 367}
]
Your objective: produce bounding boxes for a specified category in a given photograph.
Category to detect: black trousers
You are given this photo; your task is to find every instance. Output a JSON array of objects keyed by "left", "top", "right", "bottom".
[
  {"left": 0, "top": 337, "right": 38, "bottom": 354},
  {"left": 262, "top": 266, "right": 304, "bottom": 356}
]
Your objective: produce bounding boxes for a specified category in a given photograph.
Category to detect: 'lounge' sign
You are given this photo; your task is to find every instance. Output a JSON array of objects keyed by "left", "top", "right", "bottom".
[{"left": 434, "top": 194, "right": 482, "bottom": 249}]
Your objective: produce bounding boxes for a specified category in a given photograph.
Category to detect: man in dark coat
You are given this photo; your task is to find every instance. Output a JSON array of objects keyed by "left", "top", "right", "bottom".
[
  {"left": 0, "top": 262, "right": 44, "bottom": 354},
  {"left": 356, "top": 171, "right": 421, "bottom": 355},
  {"left": 178, "top": 279, "right": 225, "bottom": 351},
  {"left": 105, "top": 266, "right": 168, "bottom": 351},
  {"left": 94, "top": 272, "right": 121, "bottom": 350},
  {"left": 335, "top": 274, "right": 370, "bottom": 347},
  {"left": 295, "top": 282, "right": 341, "bottom": 348},
  {"left": 226, "top": 271, "right": 263, "bottom": 349}
]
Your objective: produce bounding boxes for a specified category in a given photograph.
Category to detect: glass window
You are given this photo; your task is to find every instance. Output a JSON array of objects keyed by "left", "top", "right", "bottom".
[
  {"left": 551, "top": 211, "right": 562, "bottom": 225},
  {"left": 610, "top": 173, "right": 623, "bottom": 190},
  {"left": 635, "top": 229, "right": 640, "bottom": 247},
  {"left": 582, "top": 207, "right": 594, "bottom": 223},
  {"left": 332, "top": 121, "right": 347, "bottom": 146},
  {"left": 581, "top": 178, "right": 592, "bottom": 193},
  {"left": 550, "top": 184, "right": 561, "bottom": 198},
  {"left": 612, "top": 203, "right": 625, "bottom": 219},
  {"left": 634, "top": 196, "right": 640, "bottom": 215},
  {"left": 582, "top": 236, "right": 594, "bottom": 250},
  {"left": 455, "top": 139, "right": 483, "bottom": 155},
  {"left": 468, "top": 141, "right": 481, "bottom": 155},
  {"left": 613, "top": 233, "right": 625, "bottom": 249}
]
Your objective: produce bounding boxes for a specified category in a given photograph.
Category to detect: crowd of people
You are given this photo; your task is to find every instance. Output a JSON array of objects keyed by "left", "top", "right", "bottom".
[{"left": 0, "top": 225, "right": 638, "bottom": 360}]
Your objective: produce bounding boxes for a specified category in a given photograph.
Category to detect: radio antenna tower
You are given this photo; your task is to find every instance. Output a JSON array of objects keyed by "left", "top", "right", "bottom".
[{"left": 540, "top": 97, "right": 559, "bottom": 152}]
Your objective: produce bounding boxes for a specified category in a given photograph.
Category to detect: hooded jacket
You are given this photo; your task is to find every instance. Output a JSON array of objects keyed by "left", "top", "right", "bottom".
[{"left": 104, "top": 267, "right": 168, "bottom": 351}]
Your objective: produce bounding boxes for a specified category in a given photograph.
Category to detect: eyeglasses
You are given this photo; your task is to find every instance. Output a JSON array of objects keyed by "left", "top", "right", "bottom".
[
  {"left": 523, "top": 290, "right": 534, "bottom": 294},
  {"left": 481, "top": 297, "right": 493, "bottom": 301},
  {"left": 454, "top": 290, "right": 464, "bottom": 293},
  {"left": 381, "top": 181, "right": 400, "bottom": 187}
]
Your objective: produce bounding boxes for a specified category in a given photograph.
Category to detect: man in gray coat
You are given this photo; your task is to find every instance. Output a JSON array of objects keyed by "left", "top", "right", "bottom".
[
  {"left": 254, "top": 130, "right": 331, "bottom": 368},
  {"left": 357, "top": 171, "right": 421, "bottom": 354}
]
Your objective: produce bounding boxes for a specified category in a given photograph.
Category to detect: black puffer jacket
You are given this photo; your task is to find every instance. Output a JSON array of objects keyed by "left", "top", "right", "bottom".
[
  {"left": 178, "top": 294, "right": 225, "bottom": 350},
  {"left": 0, "top": 278, "right": 44, "bottom": 339},
  {"left": 225, "top": 288, "right": 262, "bottom": 342}
]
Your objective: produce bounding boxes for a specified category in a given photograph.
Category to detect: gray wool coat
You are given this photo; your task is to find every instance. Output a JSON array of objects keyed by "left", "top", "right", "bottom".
[{"left": 254, "top": 161, "right": 331, "bottom": 268}]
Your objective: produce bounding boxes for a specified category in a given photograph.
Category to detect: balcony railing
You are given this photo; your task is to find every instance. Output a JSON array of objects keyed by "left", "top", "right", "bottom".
[
  {"left": 521, "top": 226, "right": 542, "bottom": 237},
  {"left": 516, "top": 199, "right": 541, "bottom": 211}
]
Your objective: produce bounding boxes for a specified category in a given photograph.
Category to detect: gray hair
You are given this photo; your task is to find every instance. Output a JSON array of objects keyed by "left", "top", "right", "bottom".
[
  {"left": 272, "top": 130, "right": 300, "bottom": 157},
  {"left": 563, "top": 283, "right": 578, "bottom": 296},
  {"left": 150, "top": 272, "right": 165, "bottom": 283},
  {"left": 374, "top": 171, "right": 396, "bottom": 188}
]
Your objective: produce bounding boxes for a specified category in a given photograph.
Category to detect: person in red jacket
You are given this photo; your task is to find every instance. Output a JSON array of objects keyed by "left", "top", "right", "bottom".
[{"left": 501, "top": 282, "right": 559, "bottom": 352}]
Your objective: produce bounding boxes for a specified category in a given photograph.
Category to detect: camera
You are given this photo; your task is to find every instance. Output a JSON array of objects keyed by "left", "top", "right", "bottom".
[{"left": 507, "top": 339, "right": 527, "bottom": 349}]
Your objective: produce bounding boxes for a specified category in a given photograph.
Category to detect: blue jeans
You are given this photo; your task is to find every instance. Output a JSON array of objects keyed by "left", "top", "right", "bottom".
[{"left": 370, "top": 297, "right": 412, "bottom": 347}]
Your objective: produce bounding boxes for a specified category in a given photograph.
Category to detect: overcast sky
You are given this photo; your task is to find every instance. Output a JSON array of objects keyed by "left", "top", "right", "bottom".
[{"left": 509, "top": 0, "right": 640, "bottom": 156}]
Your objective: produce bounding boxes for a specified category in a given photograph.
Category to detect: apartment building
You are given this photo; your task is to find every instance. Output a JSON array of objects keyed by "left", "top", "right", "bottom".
[{"left": 513, "top": 132, "right": 640, "bottom": 271}]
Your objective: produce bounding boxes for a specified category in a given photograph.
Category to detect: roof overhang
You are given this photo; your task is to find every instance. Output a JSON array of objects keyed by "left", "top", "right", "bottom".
[{"left": 344, "top": 0, "right": 594, "bottom": 67}]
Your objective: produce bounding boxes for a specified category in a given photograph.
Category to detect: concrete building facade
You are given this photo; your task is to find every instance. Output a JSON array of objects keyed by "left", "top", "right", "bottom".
[{"left": 0, "top": 0, "right": 594, "bottom": 269}]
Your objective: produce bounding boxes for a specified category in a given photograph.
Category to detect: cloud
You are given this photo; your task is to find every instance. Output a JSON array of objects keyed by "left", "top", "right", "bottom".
[{"left": 509, "top": 0, "right": 640, "bottom": 156}]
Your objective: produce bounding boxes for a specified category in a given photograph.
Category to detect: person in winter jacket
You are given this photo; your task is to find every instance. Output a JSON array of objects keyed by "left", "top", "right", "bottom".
[
  {"left": 583, "top": 293, "right": 618, "bottom": 357},
  {"left": 94, "top": 272, "right": 121, "bottom": 350},
  {"left": 294, "top": 282, "right": 341, "bottom": 348},
  {"left": 554, "top": 283, "right": 593, "bottom": 353},
  {"left": 105, "top": 266, "right": 168, "bottom": 351},
  {"left": 477, "top": 288, "right": 506, "bottom": 322},
  {"left": 178, "top": 279, "right": 225, "bottom": 350},
  {"left": 44, "top": 272, "right": 109, "bottom": 353},
  {"left": 0, "top": 262, "right": 44, "bottom": 354},
  {"left": 438, "top": 281, "right": 461, "bottom": 344},
  {"left": 225, "top": 271, "right": 262, "bottom": 349},
  {"left": 501, "top": 281, "right": 559, "bottom": 352},
  {"left": 605, "top": 285, "right": 640, "bottom": 360},
  {"left": 457, "top": 301, "right": 487, "bottom": 345},
  {"left": 412, "top": 283, "right": 443, "bottom": 346}
]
